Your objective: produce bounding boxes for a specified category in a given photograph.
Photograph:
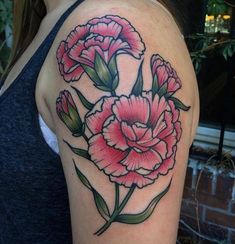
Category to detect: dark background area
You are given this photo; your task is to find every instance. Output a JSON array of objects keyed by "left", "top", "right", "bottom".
[{"left": 177, "top": 0, "right": 235, "bottom": 130}]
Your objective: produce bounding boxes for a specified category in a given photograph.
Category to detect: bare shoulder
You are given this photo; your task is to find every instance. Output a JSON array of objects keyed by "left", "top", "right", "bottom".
[{"left": 37, "top": 1, "right": 200, "bottom": 243}]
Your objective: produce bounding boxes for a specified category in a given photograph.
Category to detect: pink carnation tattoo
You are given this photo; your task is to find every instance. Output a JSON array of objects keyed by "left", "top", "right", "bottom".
[
  {"left": 56, "top": 15, "right": 145, "bottom": 83},
  {"left": 56, "top": 14, "right": 190, "bottom": 236},
  {"left": 151, "top": 54, "right": 182, "bottom": 96},
  {"left": 86, "top": 93, "right": 181, "bottom": 188}
]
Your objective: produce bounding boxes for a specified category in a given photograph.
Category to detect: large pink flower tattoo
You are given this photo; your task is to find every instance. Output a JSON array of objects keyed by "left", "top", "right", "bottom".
[
  {"left": 56, "top": 15, "right": 145, "bottom": 83},
  {"left": 56, "top": 14, "right": 191, "bottom": 236},
  {"left": 86, "top": 93, "right": 181, "bottom": 188}
]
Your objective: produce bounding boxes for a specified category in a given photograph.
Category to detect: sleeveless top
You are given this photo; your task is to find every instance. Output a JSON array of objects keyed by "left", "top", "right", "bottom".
[{"left": 0, "top": 1, "right": 84, "bottom": 243}]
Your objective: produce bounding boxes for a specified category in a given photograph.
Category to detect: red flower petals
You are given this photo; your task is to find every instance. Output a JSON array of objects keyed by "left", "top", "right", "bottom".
[
  {"left": 151, "top": 54, "right": 182, "bottom": 95},
  {"left": 110, "top": 172, "right": 154, "bottom": 189},
  {"left": 113, "top": 95, "right": 150, "bottom": 125},
  {"left": 86, "top": 93, "right": 181, "bottom": 188},
  {"left": 89, "top": 134, "right": 128, "bottom": 177},
  {"left": 86, "top": 97, "right": 118, "bottom": 134},
  {"left": 57, "top": 15, "right": 145, "bottom": 82}
]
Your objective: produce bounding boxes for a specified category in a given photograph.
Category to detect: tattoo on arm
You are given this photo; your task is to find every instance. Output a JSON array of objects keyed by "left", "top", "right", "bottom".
[{"left": 55, "top": 15, "right": 190, "bottom": 236}]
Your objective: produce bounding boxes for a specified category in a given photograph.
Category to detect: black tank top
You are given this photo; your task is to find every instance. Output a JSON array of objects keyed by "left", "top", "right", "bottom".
[{"left": 0, "top": 1, "right": 84, "bottom": 243}]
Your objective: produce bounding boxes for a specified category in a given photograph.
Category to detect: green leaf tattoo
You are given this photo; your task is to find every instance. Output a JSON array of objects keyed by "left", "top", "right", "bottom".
[
  {"left": 131, "top": 60, "right": 144, "bottom": 96},
  {"left": 92, "top": 190, "right": 111, "bottom": 220},
  {"left": 169, "top": 97, "right": 191, "bottom": 111},
  {"left": 64, "top": 140, "right": 90, "bottom": 160},
  {"left": 74, "top": 161, "right": 110, "bottom": 221},
  {"left": 115, "top": 179, "right": 172, "bottom": 224},
  {"left": 94, "top": 52, "right": 113, "bottom": 87},
  {"left": 71, "top": 86, "right": 94, "bottom": 110}
]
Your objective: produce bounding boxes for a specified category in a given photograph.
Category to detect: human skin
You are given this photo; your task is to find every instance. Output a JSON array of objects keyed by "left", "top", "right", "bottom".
[{"left": 35, "top": 0, "right": 199, "bottom": 243}]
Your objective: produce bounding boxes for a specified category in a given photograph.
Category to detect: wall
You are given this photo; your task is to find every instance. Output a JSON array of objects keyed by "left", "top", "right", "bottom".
[{"left": 179, "top": 158, "right": 235, "bottom": 243}]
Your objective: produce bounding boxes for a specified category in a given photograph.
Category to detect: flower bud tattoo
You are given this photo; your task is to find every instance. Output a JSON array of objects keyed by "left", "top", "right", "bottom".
[
  {"left": 56, "top": 15, "right": 190, "bottom": 236},
  {"left": 56, "top": 90, "right": 84, "bottom": 137}
]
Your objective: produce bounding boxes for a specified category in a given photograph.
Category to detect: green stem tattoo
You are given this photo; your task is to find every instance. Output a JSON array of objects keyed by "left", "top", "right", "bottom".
[
  {"left": 111, "top": 90, "right": 116, "bottom": 96},
  {"left": 114, "top": 183, "right": 120, "bottom": 211},
  {"left": 82, "top": 133, "right": 89, "bottom": 143},
  {"left": 94, "top": 185, "right": 136, "bottom": 236}
]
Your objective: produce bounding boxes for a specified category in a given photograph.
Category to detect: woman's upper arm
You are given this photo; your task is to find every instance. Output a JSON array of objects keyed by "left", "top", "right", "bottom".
[{"left": 43, "top": 1, "right": 199, "bottom": 243}]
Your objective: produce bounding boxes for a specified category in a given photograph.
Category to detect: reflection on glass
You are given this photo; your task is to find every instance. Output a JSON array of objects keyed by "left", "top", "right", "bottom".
[{"left": 205, "top": 14, "right": 231, "bottom": 34}]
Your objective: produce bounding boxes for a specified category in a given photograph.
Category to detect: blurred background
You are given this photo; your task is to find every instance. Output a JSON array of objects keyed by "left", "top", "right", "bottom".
[{"left": 0, "top": 0, "right": 234, "bottom": 243}]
